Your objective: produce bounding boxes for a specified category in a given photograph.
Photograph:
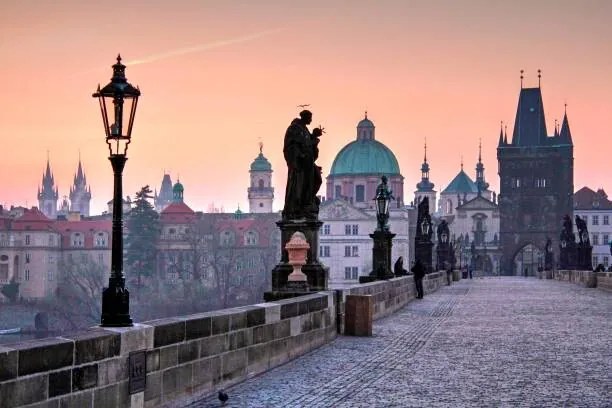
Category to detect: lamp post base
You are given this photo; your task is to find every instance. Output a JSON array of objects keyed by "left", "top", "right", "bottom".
[{"left": 100, "top": 283, "right": 133, "bottom": 327}]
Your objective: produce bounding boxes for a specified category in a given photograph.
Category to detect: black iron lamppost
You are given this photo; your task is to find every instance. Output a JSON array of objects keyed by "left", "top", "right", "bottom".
[
  {"left": 93, "top": 55, "right": 140, "bottom": 327},
  {"left": 360, "top": 176, "right": 395, "bottom": 283}
]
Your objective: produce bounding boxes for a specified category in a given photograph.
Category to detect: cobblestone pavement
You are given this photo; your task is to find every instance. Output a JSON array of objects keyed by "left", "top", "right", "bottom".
[{"left": 182, "top": 278, "right": 612, "bottom": 408}]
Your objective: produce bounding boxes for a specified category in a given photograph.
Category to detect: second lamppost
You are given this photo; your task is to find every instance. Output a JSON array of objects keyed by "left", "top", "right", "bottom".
[
  {"left": 360, "top": 176, "right": 395, "bottom": 283},
  {"left": 93, "top": 55, "right": 140, "bottom": 327}
]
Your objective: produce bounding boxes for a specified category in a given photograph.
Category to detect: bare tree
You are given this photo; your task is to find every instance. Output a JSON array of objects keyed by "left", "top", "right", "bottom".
[{"left": 44, "top": 255, "right": 105, "bottom": 330}]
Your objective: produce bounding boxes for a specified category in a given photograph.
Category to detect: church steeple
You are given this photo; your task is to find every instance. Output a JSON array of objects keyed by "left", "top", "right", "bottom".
[
  {"left": 414, "top": 139, "right": 436, "bottom": 211},
  {"left": 356, "top": 111, "right": 375, "bottom": 141},
  {"left": 498, "top": 121, "right": 504, "bottom": 146},
  {"left": 69, "top": 157, "right": 92, "bottom": 216},
  {"left": 38, "top": 157, "right": 59, "bottom": 218},
  {"left": 248, "top": 143, "right": 274, "bottom": 213},
  {"left": 475, "top": 139, "right": 489, "bottom": 194}
]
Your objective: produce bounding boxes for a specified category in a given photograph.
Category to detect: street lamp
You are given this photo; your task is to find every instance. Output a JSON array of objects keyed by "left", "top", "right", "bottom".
[
  {"left": 375, "top": 175, "right": 393, "bottom": 231},
  {"left": 360, "top": 176, "right": 395, "bottom": 283},
  {"left": 93, "top": 55, "right": 140, "bottom": 327}
]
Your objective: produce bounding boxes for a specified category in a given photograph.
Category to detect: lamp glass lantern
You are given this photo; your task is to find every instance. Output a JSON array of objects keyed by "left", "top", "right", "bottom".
[
  {"left": 441, "top": 231, "right": 448, "bottom": 243},
  {"left": 93, "top": 55, "right": 140, "bottom": 157},
  {"left": 421, "top": 219, "right": 430, "bottom": 235}
]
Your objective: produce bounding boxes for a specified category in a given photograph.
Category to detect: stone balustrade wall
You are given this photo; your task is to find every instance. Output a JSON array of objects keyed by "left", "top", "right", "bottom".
[
  {"left": 596, "top": 272, "right": 612, "bottom": 292},
  {"left": 335, "top": 272, "right": 447, "bottom": 334},
  {"left": 553, "top": 270, "right": 598, "bottom": 288},
  {"left": 0, "top": 292, "right": 336, "bottom": 408},
  {"left": 0, "top": 271, "right": 453, "bottom": 408}
]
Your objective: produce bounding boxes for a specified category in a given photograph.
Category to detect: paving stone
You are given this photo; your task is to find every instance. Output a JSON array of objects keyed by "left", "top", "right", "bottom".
[{"left": 182, "top": 278, "right": 611, "bottom": 408}]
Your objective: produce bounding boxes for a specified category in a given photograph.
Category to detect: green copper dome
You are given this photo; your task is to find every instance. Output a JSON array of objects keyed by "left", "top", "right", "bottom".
[
  {"left": 330, "top": 139, "right": 400, "bottom": 176},
  {"left": 250, "top": 153, "right": 272, "bottom": 172}
]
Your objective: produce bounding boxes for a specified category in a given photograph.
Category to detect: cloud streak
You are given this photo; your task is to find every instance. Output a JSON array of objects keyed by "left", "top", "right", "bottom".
[{"left": 125, "top": 27, "right": 285, "bottom": 66}]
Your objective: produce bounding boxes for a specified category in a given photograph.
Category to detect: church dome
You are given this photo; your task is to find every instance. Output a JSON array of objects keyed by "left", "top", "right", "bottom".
[
  {"left": 330, "top": 114, "right": 400, "bottom": 176},
  {"left": 172, "top": 181, "right": 184, "bottom": 194},
  {"left": 330, "top": 140, "right": 401, "bottom": 176},
  {"left": 250, "top": 152, "right": 272, "bottom": 172}
]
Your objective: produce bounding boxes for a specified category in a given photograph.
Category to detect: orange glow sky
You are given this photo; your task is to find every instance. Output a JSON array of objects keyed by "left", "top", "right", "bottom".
[{"left": 1, "top": 0, "right": 611, "bottom": 214}]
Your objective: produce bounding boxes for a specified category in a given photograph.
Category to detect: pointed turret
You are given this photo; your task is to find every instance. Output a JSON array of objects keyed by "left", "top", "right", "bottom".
[
  {"left": 497, "top": 122, "right": 504, "bottom": 146},
  {"left": 154, "top": 173, "right": 174, "bottom": 211},
  {"left": 416, "top": 140, "right": 434, "bottom": 192},
  {"left": 558, "top": 110, "right": 573, "bottom": 145}
]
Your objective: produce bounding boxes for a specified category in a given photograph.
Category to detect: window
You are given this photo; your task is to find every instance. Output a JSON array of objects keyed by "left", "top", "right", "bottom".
[
  {"left": 592, "top": 234, "right": 599, "bottom": 245},
  {"left": 604, "top": 235, "right": 609, "bottom": 245},
  {"left": 352, "top": 225, "right": 359, "bottom": 235},
  {"left": 345, "top": 225, "right": 358, "bottom": 235},
  {"left": 604, "top": 257, "right": 609, "bottom": 267},
  {"left": 344, "top": 266, "right": 359, "bottom": 280},
  {"left": 582, "top": 215, "right": 588, "bottom": 225},
  {"left": 98, "top": 253, "right": 104, "bottom": 263},
  {"left": 48, "top": 270, "right": 54, "bottom": 281},
  {"left": 25, "top": 235, "right": 31, "bottom": 245},
  {"left": 351, "top": 246, "right": 359, "bottom": 257},
  {"left": 603, "top": 215, "right": 609, "bottom": 225},
  {"left": 259, "top": 203, "right": 264, "bottom": 208},
  {"left": 319, "top": 245, "right": 330, "bottom": 257},
  {"left": 511, "top": 177, "right": 521, "bottom": 188},
  {"left": 168, "top": 228, "right": 176, "bottom": 234},
  {"left": 48, "top": 235, "right": 55, "bottom": 246},
  {"left": 25, "top": 269, "right": 30, "bottom": 281},
  {"left": 25, "top": 253, "right": 31, "bottom": 264},
  {"left": 355, "top": 185, "right": 365, "bottom": 202},
  {"left": 446, "top": 199, "right": 453, "bottom": 215},
  {"left": 534, "top": 178, "right": 547, "bottom": 188},
  {"left": 258, "top": 179, "right": 265, "bottom": 189},
  {"left": 245, "top": 231, "right": 258, "bottom": 246},
  {"left": 344, "top": 246, "right": 351, "bottom": 257},
  {"left": 48, "top": 255, "right": 54, "bottom": 264},
  {"left": 71, "top": 232, "right": 84, "bottom": 247},
  {"left": 95, "top": 232, "right": 107, "bottom": 247},
  {"left": 345, "top": 225, "right": 351, "bottom": 235},
  {"left": 322, "top": 225, "right": 330, "bottom": 235},
  {"left": 592, "top": 215, "right": 599, "bottom": 225},
  {"left": 221, "top": 231, "right": 235, "bottom": 246},
  {"left": 592, "top": 256, "right": 598, "bottom": 267}
]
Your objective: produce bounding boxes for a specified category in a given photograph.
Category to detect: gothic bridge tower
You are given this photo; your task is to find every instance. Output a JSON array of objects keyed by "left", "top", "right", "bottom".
[{"left": 497, "top": 72, "right": 574, "bottom": 275}]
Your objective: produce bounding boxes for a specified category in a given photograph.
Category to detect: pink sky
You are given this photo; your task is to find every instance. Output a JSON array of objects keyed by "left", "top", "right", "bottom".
[{"left": 1, "top": 0, "right": 611, "bottom": 214}]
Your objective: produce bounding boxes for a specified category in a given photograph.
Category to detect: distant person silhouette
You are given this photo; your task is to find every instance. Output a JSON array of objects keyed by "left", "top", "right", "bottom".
[{"left": 411, "top": 259, "right": 425, "bottom": 299}]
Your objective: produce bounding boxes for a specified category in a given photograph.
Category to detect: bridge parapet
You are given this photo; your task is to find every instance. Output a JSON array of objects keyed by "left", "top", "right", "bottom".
[
  {"left": 335, "top": 272, "right": 446, "bottom": 334},
  {"left": 0, "top": 291, "right": 336, "bottom": 408}
]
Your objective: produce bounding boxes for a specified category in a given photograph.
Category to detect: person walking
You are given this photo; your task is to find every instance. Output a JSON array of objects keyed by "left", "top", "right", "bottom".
[{"left": 411, "top": 259, "right": 425, "bottom": 299}]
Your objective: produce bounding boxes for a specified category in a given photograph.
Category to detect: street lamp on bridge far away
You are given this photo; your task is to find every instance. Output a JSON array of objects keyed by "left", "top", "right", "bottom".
[{"left": 93, "top": 54, "right": 140, "bottom": 327}]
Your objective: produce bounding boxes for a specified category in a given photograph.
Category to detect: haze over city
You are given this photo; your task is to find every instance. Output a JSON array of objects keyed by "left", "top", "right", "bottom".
[{"left": 1, "top": 0, "right": 611, "bottom": 213}]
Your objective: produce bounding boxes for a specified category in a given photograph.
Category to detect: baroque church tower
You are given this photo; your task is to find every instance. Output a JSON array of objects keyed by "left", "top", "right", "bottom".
[
  {"left": 497, "top": 72, "right": 574, "bottom": 275},
  {"left": 38, "top": 159, "right": 59, "bottom": 219},
  {"left": 414, "top": 140, "right": 436, "bottom": 210},
  {"left": 69, "top": 158, "right": 92, "bottom": 216},
  {"left": 248, "top": 144, "right": 274, "bottom": 213}
]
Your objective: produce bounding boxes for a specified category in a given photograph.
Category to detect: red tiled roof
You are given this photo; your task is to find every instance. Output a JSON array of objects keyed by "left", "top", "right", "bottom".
[
  {"left": 11, "top": 208, "right": 54, "bottom": 230},
  {"left": 161, "top": 202, "right": 196, "bottom": 224}
]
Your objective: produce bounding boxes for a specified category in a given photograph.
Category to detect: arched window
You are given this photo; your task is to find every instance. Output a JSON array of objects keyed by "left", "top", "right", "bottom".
[
  {"left": 245, "top": 231, "right": 258, "bottom": 246},
  {"left": 335, "top": 185, "right": 342, "bottom": 199},
  {"left": 94, "top": 232, "right": 108, "bottom": 247},
  {"left": 221, "top": 230, "right": 235, "bottom": 246},
  {"left": 258, "top": 179, "right": 265, "bottom": 189},
  {"left": 71, "top": 232, "right": 84, "bottom": 247}
]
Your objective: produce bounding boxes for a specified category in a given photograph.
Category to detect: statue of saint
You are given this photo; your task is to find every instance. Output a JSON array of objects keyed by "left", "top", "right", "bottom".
[
  {"left": 282, "top": 110, "right": 323, "bottom": 220},
  {"left": 575, "top": 215, "right": 589, "bottom": 244}
]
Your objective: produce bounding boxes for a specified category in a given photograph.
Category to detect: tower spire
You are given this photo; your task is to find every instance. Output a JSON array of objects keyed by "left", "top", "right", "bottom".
[
  {"left": 478, "top": 138, "right": 482, "bottom": 163},
  {"left": 460, "top": 155, "right": 464, "bottom": 171},
  {"left": 538, "top": 69, "right": 541, "bottom": 88},
  {"left": 424, "top": 137, "right": 427, "bottom": 163},
  {"left": 498, "top": 121, "right": 504, "bottom": 146}
]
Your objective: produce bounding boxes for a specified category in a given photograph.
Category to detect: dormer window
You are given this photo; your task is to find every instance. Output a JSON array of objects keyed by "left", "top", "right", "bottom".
[{"left": 71, "top": 232, "right": 84, "bottom": 248}]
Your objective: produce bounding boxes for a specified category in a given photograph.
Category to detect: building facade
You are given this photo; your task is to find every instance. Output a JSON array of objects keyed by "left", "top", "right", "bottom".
[{"left": 573, "top": 187, "right": 612, "bottom": 269}]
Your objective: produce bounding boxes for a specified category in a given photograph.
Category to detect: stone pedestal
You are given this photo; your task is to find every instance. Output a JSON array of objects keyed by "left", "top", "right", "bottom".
[
  {"left": 359, "top": 230, "right": 395, "bottom": 283},
  {"left": 436, "top": 244, "right": 451, "bottom": 271},
  {"left": 270, "top": 219, "right": 328, "bottom": 292}
]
